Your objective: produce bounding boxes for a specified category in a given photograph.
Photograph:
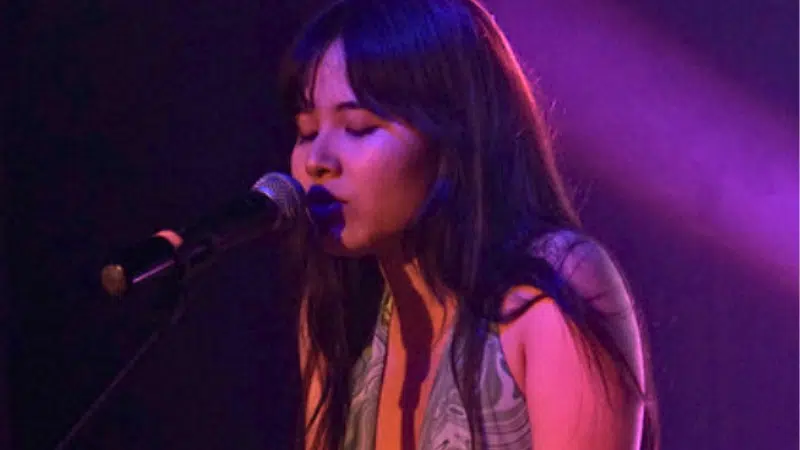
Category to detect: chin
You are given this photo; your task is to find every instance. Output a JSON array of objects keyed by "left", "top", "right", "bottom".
[{"left": 319, "top": 229, "right": 373, "bottom": 258}]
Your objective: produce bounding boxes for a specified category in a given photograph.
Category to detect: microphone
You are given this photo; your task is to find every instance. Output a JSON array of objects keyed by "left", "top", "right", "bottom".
[{"left": 100, "top": 172, "right": 305, "bottom": 297}]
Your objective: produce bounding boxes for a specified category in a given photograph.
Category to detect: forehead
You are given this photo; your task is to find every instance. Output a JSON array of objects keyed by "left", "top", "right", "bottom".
[{"left": 305, "top": 39, "right": 356, "bottom": 108}]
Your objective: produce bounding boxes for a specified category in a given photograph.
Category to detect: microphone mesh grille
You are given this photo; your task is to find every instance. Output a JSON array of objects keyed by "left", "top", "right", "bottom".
[{"left": 251, "top": 172, "right": 304, "bottom": 229}]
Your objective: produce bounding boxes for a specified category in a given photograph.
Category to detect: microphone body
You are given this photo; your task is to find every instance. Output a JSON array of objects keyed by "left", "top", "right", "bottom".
[{"left": 101, "top": 173, "right": 303, "bottom": 297}]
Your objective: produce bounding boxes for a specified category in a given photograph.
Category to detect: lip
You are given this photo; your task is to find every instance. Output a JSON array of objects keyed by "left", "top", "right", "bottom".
[
  {"left": 306, "top": 184, "right": 345, "bottom": 206},
  {"left": 305, "top": 184, "right": 345, "bottom": 228},
  {"left": 309, "top": 202, "right": 341, "bottom": 218}
]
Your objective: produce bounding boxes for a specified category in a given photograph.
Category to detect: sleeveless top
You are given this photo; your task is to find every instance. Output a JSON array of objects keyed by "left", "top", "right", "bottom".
[{"left": 343, "top": 292, "right": 532, "bottom": 450}]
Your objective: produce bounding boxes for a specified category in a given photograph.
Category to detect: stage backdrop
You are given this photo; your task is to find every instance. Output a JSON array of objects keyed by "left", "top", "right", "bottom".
[{"left": 5, "top": 0, "right": 797, "bottom": 449}]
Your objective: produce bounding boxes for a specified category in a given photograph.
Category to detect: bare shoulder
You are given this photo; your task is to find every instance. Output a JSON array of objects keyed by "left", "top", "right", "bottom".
[
  {"left": 502, "top": 229, "right": 633, "bottom": 315},
  {"left": 499, "top": 229, "right": 646, "bottom": 449},
  {"left": 532, "top": 229, "right": 632, "bottom": 311},
  {"left": 502, "top": 230, "right": 643, "bottom": 361},
  {"left": 497, "top": 228, "right": 644, "bottom": 387}
]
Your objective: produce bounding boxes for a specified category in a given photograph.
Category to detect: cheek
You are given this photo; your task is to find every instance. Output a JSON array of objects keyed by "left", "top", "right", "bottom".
[
  {"left": 363, "top": 164, "right": 431, "bottom": 226},
  {"left": 289, "top": 147, "right": 309, "bottom": 187}
]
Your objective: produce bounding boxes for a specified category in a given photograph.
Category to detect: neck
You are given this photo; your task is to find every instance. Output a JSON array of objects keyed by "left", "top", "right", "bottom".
[{"left": 376, "top": 242, "right": 455, "bottom": 344}]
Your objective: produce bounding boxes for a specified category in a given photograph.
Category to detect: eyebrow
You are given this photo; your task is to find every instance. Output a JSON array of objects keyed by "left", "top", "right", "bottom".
[{"left": 297, "top": 101, "right": 366, "bottom": 114}]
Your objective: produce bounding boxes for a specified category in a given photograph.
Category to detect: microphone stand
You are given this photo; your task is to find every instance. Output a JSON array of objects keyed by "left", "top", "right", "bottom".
[{"left": 54, "top": 256, "right": 191, "bottom": 450}]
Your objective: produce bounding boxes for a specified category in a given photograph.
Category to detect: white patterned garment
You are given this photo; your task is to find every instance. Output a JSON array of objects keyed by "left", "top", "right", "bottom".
[{"left": 343, "top": 292, "right": 532, "bottom": 450}]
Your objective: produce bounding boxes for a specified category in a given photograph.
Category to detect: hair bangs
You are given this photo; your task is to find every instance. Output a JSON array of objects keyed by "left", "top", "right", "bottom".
[
  {"left": 279, "top": 2, "right": 348, "bottom": 116},
  {"left": 337, "top": 1, "right": 469, "bottom": 134}
]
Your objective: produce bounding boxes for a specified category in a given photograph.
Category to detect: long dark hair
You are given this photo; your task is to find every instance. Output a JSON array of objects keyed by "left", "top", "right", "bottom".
[{"left": 278, "top": 0, "right": 658, "bottom": 449}]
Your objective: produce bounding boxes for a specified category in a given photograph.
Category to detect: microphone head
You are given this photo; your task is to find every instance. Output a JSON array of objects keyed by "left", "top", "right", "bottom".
[{"left": 251, "top": 172, "right": 305, "bottom": 230}]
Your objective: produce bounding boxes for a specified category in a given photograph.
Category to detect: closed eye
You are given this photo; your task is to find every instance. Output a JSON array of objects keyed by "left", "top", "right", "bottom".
[
  {"left": 297, "top": 132, "right": 318, "bottom": 143},
  {"left": 346, "top": 126, "right": 378, "bottom": 138}
]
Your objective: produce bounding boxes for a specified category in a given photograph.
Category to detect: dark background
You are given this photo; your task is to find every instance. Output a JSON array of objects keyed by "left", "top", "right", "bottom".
[{"left": 4, "top": 0, "right": 797, "bottom": 449}]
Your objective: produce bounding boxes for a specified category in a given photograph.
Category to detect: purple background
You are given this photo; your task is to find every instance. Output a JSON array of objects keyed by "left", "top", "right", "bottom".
[{"left": 4, "top": 0, "right": 797, "bottom": 449}]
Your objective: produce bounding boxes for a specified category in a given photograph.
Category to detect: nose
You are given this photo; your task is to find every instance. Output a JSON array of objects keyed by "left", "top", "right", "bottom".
[{"left": 305, "top": 133, "right": 341, "bottom": 181}]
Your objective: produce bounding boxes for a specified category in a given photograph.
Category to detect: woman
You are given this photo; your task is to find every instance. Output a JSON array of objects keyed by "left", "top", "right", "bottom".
[{"left": 278, "top": 0, "right": 658, "bottom": 449}]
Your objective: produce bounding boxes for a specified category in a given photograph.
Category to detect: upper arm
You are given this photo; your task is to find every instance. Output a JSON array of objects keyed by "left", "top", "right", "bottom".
[
  {"left": 512, "top": 234, "right": 646, "bottom": 449},
  {"left": 298, "top": 297, "right": 325, "bottom": 449}
]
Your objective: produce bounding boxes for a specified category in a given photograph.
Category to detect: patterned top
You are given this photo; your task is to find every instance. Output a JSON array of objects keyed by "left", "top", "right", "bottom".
[{"left": 342, "top": 292, "right": 532, "bottom": 450}]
